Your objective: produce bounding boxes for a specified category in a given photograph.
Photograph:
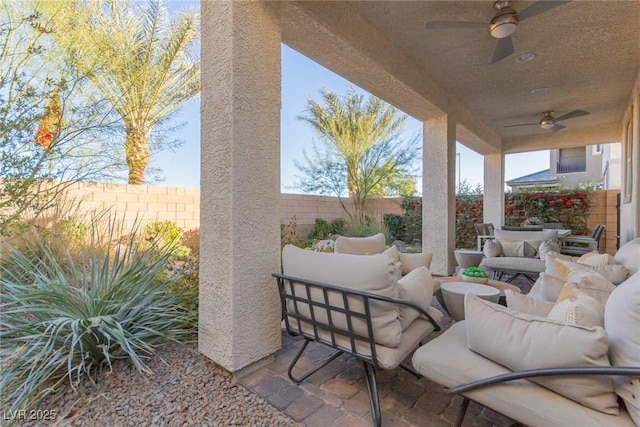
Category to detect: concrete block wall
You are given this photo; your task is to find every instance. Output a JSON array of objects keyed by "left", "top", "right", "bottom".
[{"left": 43, "top": 182, "right": 201, "bottom": 232}]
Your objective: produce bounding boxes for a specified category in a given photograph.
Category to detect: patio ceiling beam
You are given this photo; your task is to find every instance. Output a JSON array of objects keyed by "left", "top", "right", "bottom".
[{"left": 502, "top": 122, "right": 621, "bottom": 154}]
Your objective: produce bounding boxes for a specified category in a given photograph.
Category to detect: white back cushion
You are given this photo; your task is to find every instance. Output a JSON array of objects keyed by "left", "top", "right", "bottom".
[
  {"left": 605, "top": 271, "right": 640, "bottom": 425},
  {"left": 334, "top": 233, "right": 386, "bottom": 255},
  {"left": 281, "top": 245, "right": 402, "bottom": 348}
]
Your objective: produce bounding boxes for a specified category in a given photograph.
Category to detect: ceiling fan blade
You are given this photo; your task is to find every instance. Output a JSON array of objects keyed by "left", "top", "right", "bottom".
[
  {"left": 491, "top": 36, "right": 514, "bottom": 64},
  {"left": 555, "top": 110, "right": 590, "bottom": 122},
  {"left": 425, "top": 21, "right": 485, "bottom": 30},
  {"left": 517, "top": 1, "right": 570, "bottom": 22},
  {"left": 504, "top": 123, "right": 539, "bottom": 128},
  {"left": 551, "top": 124, "right": 566, "bottom": 133}
]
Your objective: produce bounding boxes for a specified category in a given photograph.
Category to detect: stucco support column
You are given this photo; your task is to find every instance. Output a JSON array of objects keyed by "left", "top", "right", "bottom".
[
  {"left": 199, "top": 1, "right": 281, "bottom": 372},
  {"left": 484, "top": 153, "right": 505, "bottom": 228},
  {"left": 423, "top": 115, "right": 456, "bottom": 276}
]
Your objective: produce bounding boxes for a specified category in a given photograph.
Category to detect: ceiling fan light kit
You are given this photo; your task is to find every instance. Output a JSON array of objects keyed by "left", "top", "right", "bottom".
[{"left": 490, "top": 2, "right": 518, "bottom": 38}]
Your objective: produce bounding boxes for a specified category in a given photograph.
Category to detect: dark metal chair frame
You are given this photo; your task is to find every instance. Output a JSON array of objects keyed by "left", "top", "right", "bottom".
[
  {"left": 444, "top": 366, "right": 640, "bottom": 427},
  {"left": 273, "top": 273, "right": 441, "bottom": 427},
  {"left": 561, "top": 224, "right": 606, "bottom": 256}
]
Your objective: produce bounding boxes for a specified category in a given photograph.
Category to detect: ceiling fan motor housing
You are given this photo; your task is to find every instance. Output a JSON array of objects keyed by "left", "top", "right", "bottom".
[
  {"left": 540, "top": 111, "right": 556, "bottom": 129},
  {"left": 490, "top": 1, "right": 518, "bottom": 38}
]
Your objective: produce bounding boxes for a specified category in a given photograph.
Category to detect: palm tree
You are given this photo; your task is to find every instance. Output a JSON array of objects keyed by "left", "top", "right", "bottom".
[
  {"left": 297, "top": 89, "right": 419, "bottom": 224},
  {"left": 41, "top": 0, "right": 200, "bottom": 184}
]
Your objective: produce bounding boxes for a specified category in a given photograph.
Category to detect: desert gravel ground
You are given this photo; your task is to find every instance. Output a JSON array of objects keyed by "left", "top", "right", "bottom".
[{"left": 15, "top": 341, "right": 298, "bottom": 427}]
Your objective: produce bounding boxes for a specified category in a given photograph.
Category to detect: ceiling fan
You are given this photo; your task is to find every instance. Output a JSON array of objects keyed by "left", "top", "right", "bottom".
[
  {"left": 425, "top": 1, "right": 569, "bottom": 64},
  {"left": 504, "top": 110, "right": 590, "bottom": 132}
]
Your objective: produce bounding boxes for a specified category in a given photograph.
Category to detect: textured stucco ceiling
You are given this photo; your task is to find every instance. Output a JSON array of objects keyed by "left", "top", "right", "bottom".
[{"left": 283, "top": 1, "right": 640, "bottom": 153}]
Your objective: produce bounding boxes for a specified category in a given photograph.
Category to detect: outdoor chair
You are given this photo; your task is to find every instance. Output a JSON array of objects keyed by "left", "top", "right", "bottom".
[
  {"left": 474, "top": 222, "right": 495, "bottom": 250},
  {"left": 276, "top": 243, "right": 441, "bottom": 427},
  {"left": 561, "top": 224, "right": 606, "bottom": 256}
]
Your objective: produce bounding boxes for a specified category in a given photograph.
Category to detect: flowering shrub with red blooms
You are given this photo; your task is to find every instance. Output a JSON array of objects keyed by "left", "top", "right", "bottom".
[
  {"left": 397, "top": 189, "right": 594, "bottom": 249},
  {"left": 504, "top": 189, "right": 593, "bottom": 235}
]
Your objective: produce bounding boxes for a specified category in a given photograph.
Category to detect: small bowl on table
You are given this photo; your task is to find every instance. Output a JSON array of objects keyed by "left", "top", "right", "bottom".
[{"left": 461, "top": 275, "right": 489, "bottom": 284}]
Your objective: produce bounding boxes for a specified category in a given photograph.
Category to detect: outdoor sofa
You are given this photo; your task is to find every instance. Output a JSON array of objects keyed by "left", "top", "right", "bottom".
[
  {"left": 412, "top": 237, "right": 640, "bottom": 427},
  {"left": 479, "top": 228, "right": 559, "bottom": 284}
]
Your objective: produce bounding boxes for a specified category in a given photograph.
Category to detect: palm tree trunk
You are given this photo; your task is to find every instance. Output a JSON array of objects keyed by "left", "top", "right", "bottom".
[{"left": 125, "top": 126, "right": 150, "bottom": 185}]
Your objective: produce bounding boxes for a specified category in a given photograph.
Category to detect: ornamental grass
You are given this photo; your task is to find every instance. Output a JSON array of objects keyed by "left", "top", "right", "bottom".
[{"left": 0, "top": 216, "right": 194, "bottom": 414}]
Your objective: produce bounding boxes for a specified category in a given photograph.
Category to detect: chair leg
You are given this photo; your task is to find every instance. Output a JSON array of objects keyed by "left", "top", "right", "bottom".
[
  {"left": 287, "top": 339, "right": 344, "bottom": 384},
  {"left": 454, "top": 396, "right": 470, "bottom": 427},
  {"left": 362, "top": 361, "right": 382, "bottom": 427},
  {"left": 399, "top": 363, "right": 422, "bottom": 380}
]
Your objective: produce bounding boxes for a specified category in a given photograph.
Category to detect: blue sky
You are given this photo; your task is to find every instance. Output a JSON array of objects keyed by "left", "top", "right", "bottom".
[{"left": 157, "top": 3, "right": 549, "bottom": 191}]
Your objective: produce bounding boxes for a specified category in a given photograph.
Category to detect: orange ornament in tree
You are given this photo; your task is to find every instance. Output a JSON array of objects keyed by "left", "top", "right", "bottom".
[{"left": 35, "top": 88, "right": 62, "bottom": 149}]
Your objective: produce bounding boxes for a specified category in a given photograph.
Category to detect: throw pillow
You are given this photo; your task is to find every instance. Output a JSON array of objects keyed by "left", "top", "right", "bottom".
[
  {"left": 505, "top": 290, "right": 555, "bottom": 317},
  {"left": 538, "top": 241, "right": 561, "bottom": 261},
  {"left": 565, "top": 267, "right": 616, "bottom": 306},
  {"left": 384, "top": 245, "right": 400, "bottom": 263},
  {"left": 585, "top": 264, "right": 629, "bottom": 284},
  {"left": 281, "top": 245, "right": 402, "bottom": 348},
  {"left": 483, "top": 239, "right": 502, "bottom": 258},
  {"left": 464, "top": 294, "right": 618, "bottom": 415},
  {"left": 578, "top": 252, "right": 614, "bottom": 267},
  {"left": 399, "top": 252, "right": 433, "bottom": 275},
  {"left": 523, "top": 240, "right": 543, "bottom": 258},
  {"left": 334, "top": 233, "right": 386, "bottom": 255},
  {"left": 548, "top": 284, "right": 604, "bottom": 327},
  {"left": 397, "top": 267, "right": 435, "bottom": 330},
  {"left": 500, "top": 241, "right": 525, "bottom": 257},
  {"left": 604, "top": 272, "right": 640, "bottom": 426},
  {"left": 538, "top": 272, "right": 568, "bottom": 302}
]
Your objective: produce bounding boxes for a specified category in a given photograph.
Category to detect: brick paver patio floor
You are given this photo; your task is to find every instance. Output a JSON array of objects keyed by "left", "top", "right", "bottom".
[{"left": 239, "top": 276, "right": 532, "bottom": 426}]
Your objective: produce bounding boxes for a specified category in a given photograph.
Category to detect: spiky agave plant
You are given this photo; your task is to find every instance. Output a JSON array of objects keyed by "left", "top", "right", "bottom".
[{"left": 0, "top": 215, "right": 194, "bottom": 414}]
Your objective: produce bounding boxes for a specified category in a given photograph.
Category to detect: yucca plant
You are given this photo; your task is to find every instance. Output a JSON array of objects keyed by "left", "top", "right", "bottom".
[{"left": 0, "top": 216, "right": 194, "bottom": 414}]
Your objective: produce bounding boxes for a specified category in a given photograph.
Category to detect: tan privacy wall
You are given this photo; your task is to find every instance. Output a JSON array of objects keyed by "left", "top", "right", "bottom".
[
  {"left": 46, "top": 183, "right": 402, "bottom": 235},
  {"left": 587, "top": 189, "right": 620, "bottom": 256}
]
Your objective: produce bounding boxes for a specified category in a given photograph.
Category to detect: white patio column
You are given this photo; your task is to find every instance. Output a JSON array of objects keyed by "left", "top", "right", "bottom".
[
  {"left": 484, "top": 153, "right": 505, "bottom": 228},
  {"left": 199, "top": 1, "right": 282, "bottom": 372},
  {"left": 423, "top": 115, "right": 456, "bottom": 276}
]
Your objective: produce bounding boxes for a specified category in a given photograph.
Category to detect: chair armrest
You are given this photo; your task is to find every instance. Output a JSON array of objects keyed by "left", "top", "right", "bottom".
[{"left": 445, "top": 366, "right": 640, "bottom": 395}]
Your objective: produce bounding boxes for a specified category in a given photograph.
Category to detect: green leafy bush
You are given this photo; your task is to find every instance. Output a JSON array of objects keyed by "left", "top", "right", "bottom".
[
  {"left": 383, "top": 213, "right": 404, "bottom": 240},
  {"left": 329, "top": 218, "right": 346, "bottom": 235},
  {"left": 0, "top": 220, "right": 193, "bottom": 414},
  {"left": 143, "top": 221, "right": 191, "bottom": 260},
  {"left": 307, "top": 218, "right": 331, "bottom": 242}
]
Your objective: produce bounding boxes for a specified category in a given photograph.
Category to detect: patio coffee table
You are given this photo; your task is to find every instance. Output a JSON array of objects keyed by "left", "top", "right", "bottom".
[
  {"left": 434, "top": 276, "right": 520, "bottom": 320},
  {"left": 440, "top": 281, "right": 500, "bottom": 321}
]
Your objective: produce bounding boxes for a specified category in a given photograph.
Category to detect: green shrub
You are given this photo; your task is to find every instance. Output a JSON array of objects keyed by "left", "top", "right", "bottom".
[
  {"left": 329, "top": 217, "right": 346, "bottom": 235},
  {"left": 307, "top": 218, "right": 331, "bottom": 242},
  {"left": 383, "top": 213, "right": 403, "bottom": 240},
  {"left": 144, "top": 221, "right": 191, "bottom": 260},
  {"left": 0, "top": 220, "right": 193, "bottom": 414},
  {"left": 165, "top": 254, "right": 199, "bottom": 329}
]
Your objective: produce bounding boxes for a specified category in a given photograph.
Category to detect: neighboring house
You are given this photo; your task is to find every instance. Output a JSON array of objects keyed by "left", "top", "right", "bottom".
[{"left": 507, "top": 143, "right": 622, "bottom": 190}]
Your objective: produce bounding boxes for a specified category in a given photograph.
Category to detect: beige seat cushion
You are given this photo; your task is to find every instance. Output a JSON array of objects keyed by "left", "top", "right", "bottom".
[
  {"left": 290, "top": 317, "right": 435, "bottom": 370},
  {"left": 412, "top": 322, "right": 636, "bottom": 427},
  {"left": 605, "top": 272, "right": 640, "bottom": 426},
  {"left": 334, "top": 233, "right": 386, "bottom": 255},
  {"left": 494, "top": 229, "right": 559, "bottom": 243},
  {"left": 281, "top": 245, "right": 402, "bottom": 347},
  {"left": 465, "top": 295, "right": 617, "bottom": 414}
]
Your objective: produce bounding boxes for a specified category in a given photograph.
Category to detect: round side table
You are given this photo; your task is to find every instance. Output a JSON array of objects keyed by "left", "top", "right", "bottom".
[
  {"left": 454, "top": 249, "right": 484, "bottom": 269},
  {"left": 440, "top": 281, "right": 500, "bottom": 321}
]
